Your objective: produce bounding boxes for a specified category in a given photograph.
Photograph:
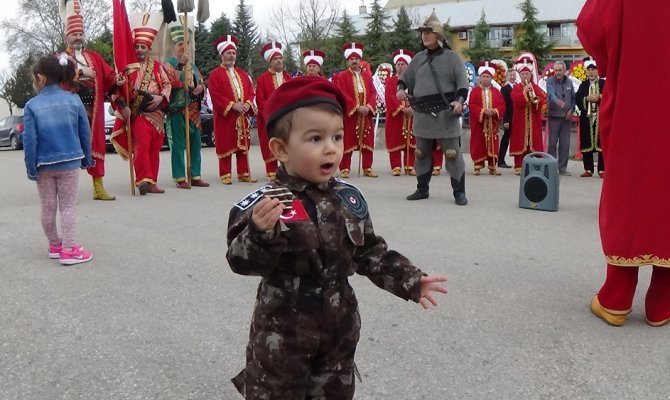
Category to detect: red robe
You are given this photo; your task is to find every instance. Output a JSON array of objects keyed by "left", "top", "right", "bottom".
[
  {"left": 509, "top": 82, "right": 546, "bottom": 155},
  {"left": 578, "top": 0, "right": 669, "bottom": 266},
  {"left": 208, "top": 65, "right": 256, "bottom": 158},
  {"left": 64, "top": 49, "right": 116, "bottom": 166},
  {"left": 384, "top": 76, "right": 415, "bottom": 153},
  {"left": 332, "top": 68, "right": 376, "bottom": 153},
  {"left": 468, "top": 84, "right": 505, "bottom": 163},
  {"left": 255, "top": 69, "right": 290, "bottom": 164}
]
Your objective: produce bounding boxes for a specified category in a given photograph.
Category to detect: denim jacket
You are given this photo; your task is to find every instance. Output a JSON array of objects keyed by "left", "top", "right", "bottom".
[
  {"left": 546, "top": 76, "right": 576, "bottom": 118},
  {"left": 23, "top": 84, "right": 93, "bottom": 180}
]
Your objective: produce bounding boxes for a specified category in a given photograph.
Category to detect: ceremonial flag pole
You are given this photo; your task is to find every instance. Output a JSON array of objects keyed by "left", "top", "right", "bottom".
[{"left": 177, "top": 0, "right": 194, "bottom": 188}]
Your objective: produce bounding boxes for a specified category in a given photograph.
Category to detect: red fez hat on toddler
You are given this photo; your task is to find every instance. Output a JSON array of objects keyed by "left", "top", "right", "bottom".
[
  {"left": 477, "top": 61, "right": 496, "bottom": 77},
  {"left": 261, "top": 41, "right": 283, "bottom": 62},
  {"left": 303, "top": 49, "right": 325, "bottom": 66},
  {"left": 342, "top": 42, "right": 364, "bottom": 60},
  {"left": 264, "top": 76, "right": 347, "bottom": 136},
  {"left": 214, "top": 35, "right": 238, "bottom": 55}
]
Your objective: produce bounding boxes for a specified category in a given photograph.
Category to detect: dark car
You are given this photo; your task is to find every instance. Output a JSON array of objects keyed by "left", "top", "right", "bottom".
[
  {"left": 0, "top": 115, "right": 25, "bottom": 150},
  {"left": 104, "top": 103, "right": 214, "bottom": 151}
]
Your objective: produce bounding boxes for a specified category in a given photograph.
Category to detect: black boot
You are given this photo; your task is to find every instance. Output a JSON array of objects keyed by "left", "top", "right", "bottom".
[
  {"left": 406, "top": 172, "right": 431, "bottom": 200},
  {"left": 451, "top": 173, "right": 468, "bottom": 205}
]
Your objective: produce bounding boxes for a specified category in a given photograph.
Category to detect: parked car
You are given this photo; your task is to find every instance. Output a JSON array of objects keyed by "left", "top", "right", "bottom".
[
  {"left": 0, "top": 115, "right": 25, "bottom": 150},
  {"left": 104, "top": 103, "right": 214, "bottom": 152}
]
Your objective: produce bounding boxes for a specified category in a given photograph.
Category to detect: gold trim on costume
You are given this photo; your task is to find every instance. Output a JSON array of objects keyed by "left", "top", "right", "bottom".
[{"left": 606, "top": 254, "right": 670, "bottom": 267}]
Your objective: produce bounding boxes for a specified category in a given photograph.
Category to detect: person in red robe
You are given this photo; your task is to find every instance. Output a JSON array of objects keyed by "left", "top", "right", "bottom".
[
  {"left": 302, "top": 49, "right": 325, "bottom": 77},
  {"left": 208, "top": 35, "right": 257, "bottom": 185},
  {"left": 468, "top": 62, "right": 506, "bottom": 176},
  {"left": 332, "top": 42, "right": 377, "bottom": 178},
  {"left": 111, "top": 12, "right": 172, "bottom": 195},
  {"left": 578, "top": 0, "right": 670, "bottom": 327},
  {"left": 384, "top": 49, "right": 415, "bottom": 176},
  {"left": 255, "top": 41, "right": 290, "bottom": 181},
  {"left": 509, "top": 56, "right": 546, "bottom": 175},
  {"left": 61, "top": 0, "right": 120, "bottom": 200}
]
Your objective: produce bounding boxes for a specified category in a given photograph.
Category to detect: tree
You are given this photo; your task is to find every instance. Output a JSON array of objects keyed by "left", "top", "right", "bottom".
[
  {"left": 127, "top": 0, "right": 162, "bottom": 14},
  {"left": 0, "top": 71, "right": 16, "bottom": 115},
  {"left": 232, "top": 0, "right": 259, "bottom": 73},
  {"left": 335, "top": 10, "right": 358, "bottom": 44},
  {"left": 364, "top": 0, "right": 391, "bottom": 67},
  {"left": 515, "top": 0, "right": 554, "bottom": 66},
  {"left": 86, "top": 26, "right": 114, "bottom": 66},
  {"left": 323, "top": 10, "right": 359, "bottom": 75},
  {"left": 389, "top": 6, "right": 420, "bottom": 54},
  {"left": 3, "top": 54, "right": 37, "bottom": 110},
  {"left": 1, "top": 0, "right": 111, "bottom": 60},
  {"left": 463, "top": 10, "right": 502, "bottom": 63}
]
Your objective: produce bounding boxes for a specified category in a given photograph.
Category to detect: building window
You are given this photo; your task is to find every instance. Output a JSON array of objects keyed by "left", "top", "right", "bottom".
[{"left": 467, "top": 26, "right": 515, "bottom": 48}]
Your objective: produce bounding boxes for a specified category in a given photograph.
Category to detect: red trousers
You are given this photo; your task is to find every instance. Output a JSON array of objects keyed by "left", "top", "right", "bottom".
[
  {"left": 388, "top": 149, "right": 415, "bottom": 170},
  {"left": 598, "top": 264, "right": 670, "bottom": 323},
  {"left": 132, "top": 117, "right": 163, "bottom": 186},
  {"left": 219, "top": 151, "right": 251, "bottom": 177},
  {"left": 340, "top": 149, "right": 373, "bottom": 171},
  {"left": 87, "top": 158, "right": 105, "bottom": 178}
]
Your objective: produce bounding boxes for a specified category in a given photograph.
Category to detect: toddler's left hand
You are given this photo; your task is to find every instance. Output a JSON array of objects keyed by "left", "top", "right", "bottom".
[{"left": 418, "top": 275, "right": 448, "bottom": 309}]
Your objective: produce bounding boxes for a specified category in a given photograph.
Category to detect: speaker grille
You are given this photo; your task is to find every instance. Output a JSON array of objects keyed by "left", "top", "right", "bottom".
[
  {"left": 524, "top": 176, "right": 548, "bottom": 203},
  {"left": 544, "top": 165, "right": 549, "bottom": 179}
]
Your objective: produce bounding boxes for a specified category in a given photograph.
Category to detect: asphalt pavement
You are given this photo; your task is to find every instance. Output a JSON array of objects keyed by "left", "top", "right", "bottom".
[{"left": 1, "top": 143, "right": 668, "bottom": 400}]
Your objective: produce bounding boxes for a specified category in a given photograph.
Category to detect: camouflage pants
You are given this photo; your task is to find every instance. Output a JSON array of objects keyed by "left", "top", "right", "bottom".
[{"left": 232, "top": 280, "right": 362, "bottom": 399}]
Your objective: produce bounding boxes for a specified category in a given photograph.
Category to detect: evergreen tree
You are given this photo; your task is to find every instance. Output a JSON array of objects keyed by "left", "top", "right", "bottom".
[
  {"left": 87, "top": 26, "right": 114, "bottom": 66},
  {"left": 463, "top": 10, "right": 502, "bottom": 63},
  {"left": 389, "top": 6, "right": 420, "bottom": 54},
  {"left": 515, "top": 0, "right": 554, "bottom": 66},
  {"left": 364, "top": 0, "right": 391, "bottom": 67},
  {"left": 233, "top": 0, "right": 259, "bottom": 72},
  {"left": 336, "top": 10, "right": 358, "bottom": 44},
  {"left": 7, "top": 54, "right": 37, "bottom": 109},
  {"left": 194, "top": 23, "right": 217, "bottom": 78},
  {"left": 247, "top": 39, "right": 266, "bottom": 79}
]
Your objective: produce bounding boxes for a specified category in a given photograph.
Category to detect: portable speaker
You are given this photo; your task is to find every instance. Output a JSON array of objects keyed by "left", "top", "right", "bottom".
[{"left": 518, "top": 152, "right": 559, "bottom": 211}]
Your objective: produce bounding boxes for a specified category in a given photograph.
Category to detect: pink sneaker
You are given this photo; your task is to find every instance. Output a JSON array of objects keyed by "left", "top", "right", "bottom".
[
  {"left": 48, "top": 244, "right": 83, "bottom": 259},
  {"left": 59, "top": 247, "right": 93, "bottom": 265}
]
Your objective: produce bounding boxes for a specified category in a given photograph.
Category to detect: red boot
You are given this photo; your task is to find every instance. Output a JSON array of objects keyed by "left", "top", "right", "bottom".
[{"left": 645, "top": 266, "right": 670, "bottom": 326}]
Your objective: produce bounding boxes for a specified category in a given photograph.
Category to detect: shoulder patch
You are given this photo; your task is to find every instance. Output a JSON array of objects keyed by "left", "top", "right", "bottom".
[
  {"left": 234, "top": 185, "right": 273, "bottom": 210},
  {"left": 336, "top": 187, "right": 368, "bottom": 219}
]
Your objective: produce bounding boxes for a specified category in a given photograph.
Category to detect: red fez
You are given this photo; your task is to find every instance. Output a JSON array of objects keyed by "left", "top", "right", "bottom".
[
  {"left": 214, "top": 35, "right": 238, "bottom": 55},
  {"left": 392, "top": 49, "right": 414, "bottom": 65},
  {"left": 477, "top": 61, "right": 496, "bottom": 77},
  {"left": 303, "top": 49, "right": 325, "bottom": 66},
  {"left": 260, "top": 41, "right": 283, "bottom": 63},
  {"left": 515, "top": 56, "right": 535, "bottom": 73},
  {"left": 264, "top": 76, "right": 347, "bottom": 136},
  {"left": 342, "top": 42, "right": 364, "bottom": 59}
]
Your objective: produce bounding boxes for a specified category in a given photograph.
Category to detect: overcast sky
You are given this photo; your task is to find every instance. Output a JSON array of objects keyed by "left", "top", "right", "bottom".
[{"left": 0, "top": 0, "right": 380, "bottom": 74}]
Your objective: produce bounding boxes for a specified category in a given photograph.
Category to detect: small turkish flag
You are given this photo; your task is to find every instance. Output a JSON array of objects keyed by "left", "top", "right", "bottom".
[{"left": 279, "top": 199, "right": 310, "bottom": 222}]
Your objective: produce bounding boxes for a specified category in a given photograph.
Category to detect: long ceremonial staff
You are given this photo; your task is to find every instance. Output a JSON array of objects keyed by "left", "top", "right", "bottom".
[
  {"left": 124, "top": 79, "right": 136, "bottom": 195},
  {"left": 356, "top": 116, "right": 364, "bottom": 177},
  {"left": 178, "top": 2, "right": 194, "bottom": 188}
]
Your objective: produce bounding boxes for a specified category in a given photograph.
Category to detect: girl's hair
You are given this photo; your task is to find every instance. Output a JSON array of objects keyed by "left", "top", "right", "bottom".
[{"left": 32, "top": 54, "right": 76, "bottom": 86}]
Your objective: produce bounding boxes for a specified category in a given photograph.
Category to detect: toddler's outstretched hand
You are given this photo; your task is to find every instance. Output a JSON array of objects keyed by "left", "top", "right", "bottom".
[
  {"left": 251, "top": 197, "right": 284, "bottom": 231},
  {"left": 418, "top": 275, "right": 448, "bottom": 310}
]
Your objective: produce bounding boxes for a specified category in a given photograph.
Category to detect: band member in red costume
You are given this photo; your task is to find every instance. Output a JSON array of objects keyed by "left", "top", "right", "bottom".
[
  {"left": 509, "top": 55, "right": 546, "bottom": 175},
  {"left": 208, "top": 35, "right": 257, "bottom": 185},
  {"left": 332, "top": 42, "right": 378, "bottom": 178},
  {"left": 468, "top": 61, "right": 505, "bottom": 176},
  {"left": 578, "top": 0, "right": 670, "bottom": 327},
  {"left": 255, "top": 41, "right": 290, "bottom": 181}
]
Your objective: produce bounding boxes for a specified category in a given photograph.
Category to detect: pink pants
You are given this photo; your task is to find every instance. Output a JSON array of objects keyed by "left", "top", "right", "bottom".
[{"left": 36, "top": 169, "right": 80, "bottom": 248}]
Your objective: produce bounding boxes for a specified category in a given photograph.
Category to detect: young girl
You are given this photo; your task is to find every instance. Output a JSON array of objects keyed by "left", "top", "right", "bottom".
[{"left": 23, "top": 54, "right": 94, "bottom": 265}]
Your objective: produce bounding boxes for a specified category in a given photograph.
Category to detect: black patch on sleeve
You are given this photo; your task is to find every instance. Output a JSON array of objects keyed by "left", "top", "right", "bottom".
[{"left": 336, "top": 187, "right": 368, "bottom": 219}]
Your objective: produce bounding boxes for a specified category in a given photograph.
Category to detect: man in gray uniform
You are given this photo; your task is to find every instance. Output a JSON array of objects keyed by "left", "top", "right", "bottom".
[{"left": 396, "top": 10, "right": 470, "bottom": 205}]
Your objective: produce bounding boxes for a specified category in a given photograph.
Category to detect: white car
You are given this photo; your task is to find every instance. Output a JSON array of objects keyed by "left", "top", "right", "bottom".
[{"left": 104, "top": 102, "right": 115, "bottom": 151}]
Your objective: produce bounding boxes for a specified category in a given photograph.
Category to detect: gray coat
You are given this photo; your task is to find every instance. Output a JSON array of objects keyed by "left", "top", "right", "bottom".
[{"left": 399, "top": 48, "right": 469, "bottom": 139}]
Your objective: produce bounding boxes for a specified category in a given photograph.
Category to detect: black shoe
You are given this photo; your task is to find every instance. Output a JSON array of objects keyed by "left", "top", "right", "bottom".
[
  {"left": 406, "top": 190, "right": 429, "bottom": 201},
  {"left": 454, "top": 192, "right": 468, "bottom": 206},
  {"left": 497, "top": 163, "right": 512, "bottom": 169},
  {"left": 138, "top": 182, "right": 150, "bottom": 196}
]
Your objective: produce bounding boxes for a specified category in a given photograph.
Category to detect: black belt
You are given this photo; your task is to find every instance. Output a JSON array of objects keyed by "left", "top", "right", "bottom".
[{"left": 410, "top": 92, "right": 455, "bottom": 114}]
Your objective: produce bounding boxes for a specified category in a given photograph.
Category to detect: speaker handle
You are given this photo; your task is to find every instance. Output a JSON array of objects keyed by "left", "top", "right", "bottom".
[{"left": 526, "top": 151, "right": 556, "bottom": 161}]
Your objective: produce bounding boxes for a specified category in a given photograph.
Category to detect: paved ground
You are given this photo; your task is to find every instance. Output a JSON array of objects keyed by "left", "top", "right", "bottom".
[{"left": 1, "top": 144, "right": 667, "bottom": 400}]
